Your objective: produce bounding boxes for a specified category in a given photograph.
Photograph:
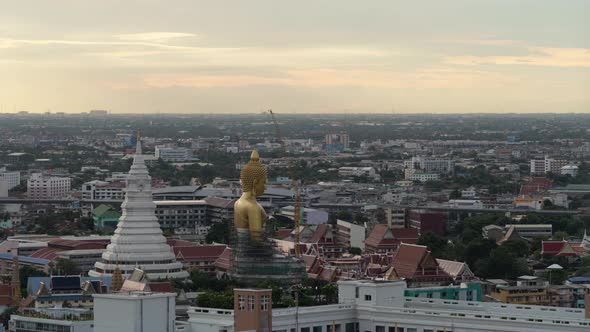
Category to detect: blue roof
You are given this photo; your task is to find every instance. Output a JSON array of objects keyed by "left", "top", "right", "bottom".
[
  {"left": 28, "top": 276, "right": 112, "bottom": 295},
  {"left": 51, "top": 276, "right": 81, "bottom": 291},
  {"left": 568, "top": 276, "right": 590, "bottom": 283},
  {"left": 0, "top": 253, "right": 50, "bottom": 265}
]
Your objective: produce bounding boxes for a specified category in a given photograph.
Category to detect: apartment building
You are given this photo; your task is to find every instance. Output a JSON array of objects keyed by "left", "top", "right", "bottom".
[{"left": 27, "top": 173, "right": 71, "bottom": 199}]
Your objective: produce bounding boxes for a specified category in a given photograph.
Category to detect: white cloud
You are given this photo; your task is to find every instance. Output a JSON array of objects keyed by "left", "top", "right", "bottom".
[{"left": 114, "top": 32, "right": 196, "bottom": 42}]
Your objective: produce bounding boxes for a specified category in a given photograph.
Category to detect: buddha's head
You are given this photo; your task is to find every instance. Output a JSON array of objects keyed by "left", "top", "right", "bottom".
[{"left": 240, "top": 150, "right": 267, "bottom": 197}]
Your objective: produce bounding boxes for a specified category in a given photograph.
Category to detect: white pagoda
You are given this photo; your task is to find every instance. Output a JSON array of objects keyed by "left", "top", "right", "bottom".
[{"left": 89, "top": 132, "right": 188, "bottom": 280}]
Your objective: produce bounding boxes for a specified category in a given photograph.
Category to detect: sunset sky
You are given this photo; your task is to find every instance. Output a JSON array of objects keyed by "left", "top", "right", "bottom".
[{"left": 1, "top": 0, "right": 589, "bottom": 114}]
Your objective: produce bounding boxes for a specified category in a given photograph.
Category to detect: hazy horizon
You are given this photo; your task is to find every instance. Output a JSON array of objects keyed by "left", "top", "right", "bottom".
[{"left": 1, "top": 0, "right": 589, "bottom": 114}]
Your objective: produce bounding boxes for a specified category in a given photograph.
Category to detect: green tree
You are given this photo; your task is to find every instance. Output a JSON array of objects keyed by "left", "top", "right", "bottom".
[
  {"left": 449, "top": 189, "right": 462, "bottom": 199},
  {"left": 206, "top": 220, "right": 230, "bottom": 244},
  {"left": 417, "top": 232, "right": 448, "bottom": 258},
  {"left": 197, "top": 291, "right": 233, "bottom": 309},
  {"left": 54, "top": 258, "right": 81, "bottom": 275},
  {"left": 20, "top": 266, "right": 48, "bottom": 297},
  {"left": 348, "top": 247, "right": 362, "bottom": 255}
]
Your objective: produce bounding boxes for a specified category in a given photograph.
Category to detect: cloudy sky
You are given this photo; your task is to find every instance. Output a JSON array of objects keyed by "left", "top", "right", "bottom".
[{"left": 1, "top": 0, "right": 589, "bottom": 114}]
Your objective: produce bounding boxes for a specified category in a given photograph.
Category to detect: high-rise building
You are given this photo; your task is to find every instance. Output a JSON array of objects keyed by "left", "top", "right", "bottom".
[
  {"left": 27, "top": 173, "right": 71, "bottom": 199},
  {"left": 325, "top": 132, "right": 349, "bottom": 152},
  {"left": 89, "top": 136, "right": 188, "bottom": 280}
]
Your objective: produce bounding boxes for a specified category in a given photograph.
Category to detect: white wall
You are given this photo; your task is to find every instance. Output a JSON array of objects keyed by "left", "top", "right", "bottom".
[{"left": 94, "top": 293, "right": 175, "bottom": 332}]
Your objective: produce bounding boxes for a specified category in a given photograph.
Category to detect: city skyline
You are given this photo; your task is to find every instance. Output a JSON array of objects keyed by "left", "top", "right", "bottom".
[{"left": 1, "top": 0, "right": 589, "bottom": 114}]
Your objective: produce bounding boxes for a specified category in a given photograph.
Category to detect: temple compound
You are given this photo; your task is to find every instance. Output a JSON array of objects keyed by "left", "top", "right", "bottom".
[
  {"left": 231, "top": 150, "right": 305, "bottom": 285},
  {"left": 89, "top": 132, "right": 188, "bottom": 280}
]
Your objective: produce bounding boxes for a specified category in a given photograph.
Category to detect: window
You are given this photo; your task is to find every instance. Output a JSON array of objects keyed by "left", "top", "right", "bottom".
[
  {"left": 238, "top": 295, "right": 245, "bottom": 310},
  {"left": 313, "top": 327, "right": 322, "bottom": 332},
  {"left": 302, "top": 328, "right": 311, "bottom": 332},
  {"left": 345, "top": 323, "right": 356, "bottom": 332},
  {"left": 248, "top": 295, "right": 255, "bottom": 311},
  {"left": 261, "top": 295, "right": 269, "bottom": 311},
  {"left": 355, "top": 287, "right": 359, "bottom": 298},
  {"left": 375, "top": 326, "right": 385, "bottom": 332},
  {"left": 364, "top": 294, "right": 372, "bottom": 301}
]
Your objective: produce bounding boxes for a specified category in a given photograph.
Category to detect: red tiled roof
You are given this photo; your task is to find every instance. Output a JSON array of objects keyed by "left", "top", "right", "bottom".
[
  {"left": 365, "top": 224, "right": 389, "bottom": 248},
  {"left": 275, "top": 228, "right": 293, "bottom": 239},
  {"left": 214, "top": 247, "right": 233, "bottom": 271},
  {"left": 30, "top": 247, "right": 62, "bottom": 261},
  {"left": 203, "top": 197, "right": 235, "bottom": 209},
  {"left": 0, "top": 284, "right": 15, "bottom": 306},
  {"left": 310, "top": 224, "right": 328, "bottom": 243},
  {"left": 167, "top": 239, "right": 197, "bottom": 247},
  {"left": 541, "top": 241, "right": 566, "bottom": 255},
  {"left": 148, "top": 281, "right": 172, "bottom": 293},
  {"left": 391, "top": 228, "right": 419, "bottom": 242},
  {"left": 391, "top": 243, "right": 445, "bottom": 281},
  {"left": 173, "top": 245, "right": 227, "bottom": 261},
  {"left": 366, "top": 225, "right": 419, "bottom": 249}
]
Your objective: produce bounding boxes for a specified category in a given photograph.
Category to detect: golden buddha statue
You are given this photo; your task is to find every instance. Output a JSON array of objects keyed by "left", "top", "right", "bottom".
[
  {"left": 234, "top": 150, "right": 267, "bottom": 244},
  {"left": 231, "top": 150, "right": 306, "bottom": 285}
]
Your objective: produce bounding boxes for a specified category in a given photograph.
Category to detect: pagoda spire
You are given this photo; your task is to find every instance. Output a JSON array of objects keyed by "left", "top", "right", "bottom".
[
  {"left": 11, "top": 256, "right": 21, "bottom": 304},
  {"left": 135, "top": 128, "right": 142, "bottom": 155},
  {"left": 111, "top": 264, "right": 124, "bottom": 292}
]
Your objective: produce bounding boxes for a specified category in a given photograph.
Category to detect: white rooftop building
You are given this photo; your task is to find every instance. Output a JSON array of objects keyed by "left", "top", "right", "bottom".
[
  {"left": 188, "top": 280, "right": 590, "bottom": 332},
  {"left": 89, "top": 135, "right": 188, "bottom": 280}
]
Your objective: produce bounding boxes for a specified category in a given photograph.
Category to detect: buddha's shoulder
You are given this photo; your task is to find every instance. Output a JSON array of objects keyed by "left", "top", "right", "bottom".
[{"left": 234, "top": 198, "right": 256, "bottom": 210}]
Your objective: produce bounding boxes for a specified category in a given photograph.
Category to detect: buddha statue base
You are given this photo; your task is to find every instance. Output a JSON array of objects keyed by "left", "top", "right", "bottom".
[{"left": 230, "top": 229, "right": 305, "bottom": 286}]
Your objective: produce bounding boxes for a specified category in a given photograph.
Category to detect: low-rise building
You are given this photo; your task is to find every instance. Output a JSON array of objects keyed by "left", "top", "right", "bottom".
[
  {"left": 155, "top": 145, "right": 193, "bottom": 162},
  {"left": 489, "top": 276, "right": 550, "bottom": 305},
  {"left": 187, "top": 279, "right": 590, "bottom": 332},
  {"left": 504, "top": 224, "right": 552, "bottom": 240}
]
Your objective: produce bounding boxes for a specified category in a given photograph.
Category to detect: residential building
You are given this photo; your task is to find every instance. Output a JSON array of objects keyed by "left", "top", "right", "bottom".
[
  {"left": 530, "top": 156, "right": 569, "bottom": 175},
  {"left": 407, "top": 172, "right": 440, "bottom": 182},
  {"left": 279, "top": 206, "right": 329, "bottom": 225},
  {"left": 482, "top": 224, "right": 504, "bottom": 242},
  {"left": 93, "top": 291, "right": 176, "bottom": 332},
  {"left": 91, "top": 204, "right": 121, "bottom": 230},
  {"left": 404, "top": 282, "right": 482, "bottom": 301},
  {"left": 407, "top": 209, "right": 448, "bottom": 235},
  {"left": 325, "top": 132, "right": 349, "bottom": 152},
  {"left": 27, "top": 173, "right": 71, "bottom": 199},
  {"left": 404, "top": 156, "right": 454, "bottom": 180},
  {"left": 384, "top": 208, "right": 406, "bottom": 228},
  {"left": 9, "top": 309, "right": 93, "bottom": 332},
  {"left": 504, "top": 224, "right": 552, "bottom": 240},
  {"left": 561, "top": 165, "right": 579, "bottom": 177},
  {"left": 489, "top": 276, "right": 550, "bottom": 305},
  {"left": 154, "top": 200, "right": 208, "bottom": 236},
  {"left": 448, "top": 199, "right": 484, "bottom": 209},
  {"left": 513, "top": 197, "right": 545, "bottom": 210},
  {"left": 155, "top": 145, "right": 193, "bottom": 162},
  {"left": 0, "top": 168, "right": 20, "bottom": 190},
  {"left": 81, "top": 180, "right": 125, "bottom": 201},
  {"left": 0, "top": 254, "right": 50, "bottom": 274},
  {"left": 338, "top": 167, "right": 378, "bottom": 180},
  {"left": 336, "top": 219, "right": 366, "bottom": 250}
]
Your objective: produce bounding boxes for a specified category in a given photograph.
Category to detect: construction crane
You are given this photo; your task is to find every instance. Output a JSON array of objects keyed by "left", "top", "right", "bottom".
[{"left": 267, "top": 109, "right": 302, "bottom": 257}]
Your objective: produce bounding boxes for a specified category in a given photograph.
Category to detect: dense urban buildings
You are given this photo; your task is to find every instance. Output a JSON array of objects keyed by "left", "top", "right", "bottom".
[{"left": 0, "top": 113, "right": 589, "bottom": 331}]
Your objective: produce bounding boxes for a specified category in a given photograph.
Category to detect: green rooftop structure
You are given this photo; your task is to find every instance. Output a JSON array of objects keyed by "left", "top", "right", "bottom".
[
  {"left": 404, "top": 282, "right": 482, "bottom": 302},
  {"left": 92, "top": 204, "right": 121, "bottom": 230}
]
